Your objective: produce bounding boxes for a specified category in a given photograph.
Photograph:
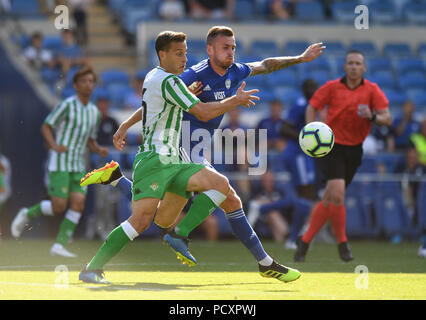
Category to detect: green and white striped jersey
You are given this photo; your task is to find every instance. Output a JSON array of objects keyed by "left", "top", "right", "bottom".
[
  {"left": 139, "top": 66, "right": 200, "bottom": 156},
  {"left": 44, "top": 95, "right": 101, "bottom": 172}
]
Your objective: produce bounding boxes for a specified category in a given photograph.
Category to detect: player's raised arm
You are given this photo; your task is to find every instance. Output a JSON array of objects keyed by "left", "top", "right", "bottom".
[
  {"left": 305, "top": 104, "right": 318, "bottom": 124},
  {"left": 246, "top": 42, "right": 326, "bottom": 76},
  {"left": 188, "top": 81, "right": 260, "bottom": 122}
]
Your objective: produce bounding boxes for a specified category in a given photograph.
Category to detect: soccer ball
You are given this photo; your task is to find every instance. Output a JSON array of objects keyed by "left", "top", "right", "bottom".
[{"left": 299, "top": 121, "right": 334, "bottom": 158}]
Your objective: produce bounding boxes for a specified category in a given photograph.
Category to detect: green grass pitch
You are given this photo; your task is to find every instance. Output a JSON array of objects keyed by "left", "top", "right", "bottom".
[{"left": 0, "top": 238, "right": 424, "bottom": 300}]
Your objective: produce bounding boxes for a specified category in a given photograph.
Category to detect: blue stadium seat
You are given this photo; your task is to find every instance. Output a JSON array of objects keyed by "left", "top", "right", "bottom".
[
  {"left": 276, "top": 88, "right": 302, "bottom": 108},
  {"left": 322, "top": 41, "right": 346, "bottom": 57},
  {"left": 283, "top": 41, "right": 309, "bottom": 56},
  {"left": 294, "top": 1, "right": 325, "bottom": 21},
  {"left": 345, "top": 187, "right": 376, "bottom": 237},
  {"left": 417, "top": 182, "right": 426, "bottom": 231},
  {"left": 412, "top": 90, "right": 426, "bottom": 109},
  {"left": 266, "top": 69, "right": 298, "bottom": 87},
  {"left": 369, "top": 70, "right": 396, "bottom": 90},
  {"left": 382, "top": 89, "right": 408, "bottom": 109},
  {"left": 42, "top": 36, "right": 62, "bottom": 53},
  {"left": 187, "top": 39, "right": 206, "bottom": 56},
  {"left": 369, "top": 0, "right": 398, "bottom": 24},
  {"left": 331, "top": 1, "right": 360, "bottom": 24},
  {"left": 300, "top": 70, "right": 330, "bottom": 86},
  {"left": 106, "top": 84, "right": 133, "bottom": 109},
  {"left": 395, "top": 58, "right": 426, "bottom": 75},
  {"left": 402, "top": 1, "right": 426, "bottom": 24},
  {"left": 383, "top": 43, "right": 413, "bottom": 59},
  {"left": 303, "top": 57, "right": 332, "bottom": 73},
  {"left": 233, "top": 0, "right": 256, "bottom": 21},
  {"left": 250, "top": 40, "right": 280, "bottom": 57},
  {"left": 358, "top": 156, "right": 378, "bottom": 173},
  {"left": 11, "top": 0, "right": 43, "bottom": 17},
  {"left": 121, "top": 3, "right": 156, "bottom": 35},
  {"left": 101, "top": 69, "right": 130, "bottom": 87},
  {"left": 418, "top": 42, "right": 426, "bottom": 59},
  {"left": 397, "top": 71, "right": 426, "bottom": 90},
  {"left": 348, "top": 41, "right": 379, "bottom": 57},
  {"left": 374, "top": 182, "right": 416, "bottom": 237},
  {"left": 367, "top": 57, "right": 392, "bottom": 74}
]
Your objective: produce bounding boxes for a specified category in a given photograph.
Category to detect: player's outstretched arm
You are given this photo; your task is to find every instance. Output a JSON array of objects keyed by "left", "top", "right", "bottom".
[
  {"left": 189, "top": 81, "right": 260, "bottom": 122},
  {"left": 113, "top": 107, "right": 143, "bottom": 151},
  {"left": 246, "top": 42, "right": 326, "bottom": 76}
]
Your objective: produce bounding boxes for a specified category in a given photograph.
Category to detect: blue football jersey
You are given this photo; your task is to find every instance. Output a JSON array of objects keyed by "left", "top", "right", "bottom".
[
  {"left": 284, "top": 96, "right": 308, "bottom": 155},
  {"left": 178, "top": 59, "right": 251, "bottom": 160}
]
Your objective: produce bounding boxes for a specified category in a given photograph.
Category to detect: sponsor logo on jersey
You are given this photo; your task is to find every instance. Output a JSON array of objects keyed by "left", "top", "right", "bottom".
[{"left": 214, "top": 91, "right": 226, "bottom": 100}]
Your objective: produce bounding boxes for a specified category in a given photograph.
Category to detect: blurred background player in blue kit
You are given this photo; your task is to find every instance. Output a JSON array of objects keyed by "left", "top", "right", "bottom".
[{"left": 280, "top": 78, "right": 319, "bottom": 201}]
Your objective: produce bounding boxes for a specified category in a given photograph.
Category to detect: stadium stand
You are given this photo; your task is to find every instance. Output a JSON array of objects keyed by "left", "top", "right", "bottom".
[{"left": 1, "top": 0, "right": 425, "bottom": 241}]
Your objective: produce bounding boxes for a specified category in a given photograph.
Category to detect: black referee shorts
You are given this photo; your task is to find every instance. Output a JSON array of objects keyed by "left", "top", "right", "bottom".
[{"left": 315, "top": 143, "right": 363, "bottom": 187}]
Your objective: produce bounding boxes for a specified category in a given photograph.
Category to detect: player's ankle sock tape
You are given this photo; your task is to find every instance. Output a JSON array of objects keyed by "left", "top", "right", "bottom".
[
  {"left": 65, "top": 209, "right": 81, "bottom": 224},
  {"left": 121, "top": 220, "right": 139, "bottom": 241},
  {"left": 203, "top": 189, "right": 227, "bottom": 207},
  {"left": 41, "top": 200, "right": 54, "bottom": 216}
]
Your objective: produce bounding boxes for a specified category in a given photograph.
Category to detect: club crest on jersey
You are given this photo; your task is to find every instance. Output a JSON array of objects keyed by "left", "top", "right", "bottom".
[
  {"left": 150, "top": 182, "right": 159, "bottom": 191},
  {"left": 225, "top": 78, "right": 231, "bottom": 89}
]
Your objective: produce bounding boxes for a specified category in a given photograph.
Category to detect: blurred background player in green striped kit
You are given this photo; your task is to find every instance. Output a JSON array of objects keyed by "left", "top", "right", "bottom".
[{"left": 10, "top": 66, "right": 109, "bottom": 257}]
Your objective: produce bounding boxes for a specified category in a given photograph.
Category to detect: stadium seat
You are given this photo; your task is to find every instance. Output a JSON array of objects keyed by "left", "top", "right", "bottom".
[
  {"left": 417, "top": 42, "right": 426, "bottom": 59},
  {"left": 345, "top": 186, "right": 376, "bottom": 237},
  {"left": 369, "top": 0, "right": 398, "bottom": 24},
  {"left": 101, "top": 69, "right": 130, "bottom": 87},
  {"left": 357, "top": 156, "right": 378, "bottom": 173},
  {"left": 417, "top": 182, "right": 426, "bottom": 231},
  {"left": 276, "top": 88, "right": 302, "bottom": 108},
  {"left": 402, "top": 1, "right": 426, "bottom": 24},
  {"left": 322, "top": 41, "right": 346, "bottom": 57},
  {"left": 382, "top": 88, "right": 408, "bottom": 109},
  {"left": 283, "top": 41, "right": 310, "bottom": 56},
  {"left": 397, "top": 72, "right": 426, "bottom": 90},
  {"left": 300, "top": 70, "right": 330, "bottom": 86},
  {"left": 369, "top": 70, "right": 396, "bottom": 90},
  {"left": 121, "top": 3, "right": 156, "bottom": 35},
  {"left": 294, "top": 1, "right": 326, "bottom": 22},
  {"left": 303, "top": 57, "right": 332, "bottom": 73},
  {"left": 367, "top": 57, "right": 392, "bottom": 74},
  {"left": 187, "top": 39, "right": 206, "bottom": 56},
  {"left": 330, "top": 1, "right": 360, "bottom": 24},
  {"left": 266, "top": 69, "right": 298, "bottom": 87},
  {"left": 383, "top": 42, "right": 413, "bottom": 59},
  {"left": 374, "top": 182, "right": 416, "bottom": 237},
  {"left": 412, "top": 90, "right": 426, "bottom": 109},
  {"left": 233, "top": 0, "right": 256, "bottom": 21},
  {"left": 394, "top": 58, "right": 426, "bottom": 75},
  {"left": 10, "top": 0, "right": 43, "bottom": 18},
  {"left": 250, "top": 40, "right": 280, "bottom": 58},
  {"left": 348, "top": 41, "right": 379, "bottom": 57},
  {"left": 42, "top": 36, "right": 62, "bottom": 53}
]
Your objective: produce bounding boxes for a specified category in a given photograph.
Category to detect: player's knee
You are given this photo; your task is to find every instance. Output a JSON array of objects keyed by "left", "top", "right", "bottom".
[
  {"left": 51, "top": 201, "right": 67, "bottom": 214},
  {"left": 213, "top": 173, "right": 230, "bottom": 195},
  {"left": 330, "top": 190, "right": 345, "bottom": 206},
  {"left": 129, "top": 211, "right": 155, "bottom": 234}
]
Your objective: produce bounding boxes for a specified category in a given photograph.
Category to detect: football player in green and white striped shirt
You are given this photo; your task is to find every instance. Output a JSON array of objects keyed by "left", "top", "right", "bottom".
[
  {"left": 11, "top": 67, "right": 109, "bottom": 257},
  {"left": 79, "top": 31, "right": 261, "bottom": 283}
]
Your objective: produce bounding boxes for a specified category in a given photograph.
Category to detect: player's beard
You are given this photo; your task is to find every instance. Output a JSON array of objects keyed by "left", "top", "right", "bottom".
[{"left": 213, "top": 55, "right": 233, "bottom": 71}]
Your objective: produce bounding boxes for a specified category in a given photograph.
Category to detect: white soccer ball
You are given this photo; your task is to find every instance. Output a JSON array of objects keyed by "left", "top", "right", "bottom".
[{"left": 299, "top": 121, "right": 335, "bottom": 158}]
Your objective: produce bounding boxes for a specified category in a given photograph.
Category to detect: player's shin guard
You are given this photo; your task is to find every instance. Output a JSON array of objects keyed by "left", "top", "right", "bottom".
[
  {"left": 86, "top": 221, "right": 138, "bottom": 271},
  {"left": 175, "top": 190, "right": 226, "bottom": 238}
]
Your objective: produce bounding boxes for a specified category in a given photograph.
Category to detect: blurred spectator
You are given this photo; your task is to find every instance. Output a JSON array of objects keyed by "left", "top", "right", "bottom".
[
  {"left": 256, "top": 99, "right": 286, "bottom": 152},
  {"left": 159, "top": 0, "right": 186, "bottom": 21},
  {"left": 57, "top": 29, "right": 88, "bottom": 76},
  {"left": 0, "top": 151, "right": 11, "bottom": 238},
  {"left": 410, "top": 117, "right": 426, "bottom": 166},
  {"left": 248, "top": 170, "right": 312, "bottom": 249},
  {"left": 394, "top": 147, "right": 425, "bottom": 226},
  {"left": 268, "top": 0, "right": 293, "bottom": 20},
  {"left": 122, "top": 72, "right": 146, "bottom": 111},
  {"left": 22, "top": 32, "right": 55, "bottom": 71},
  {"left": 221, "top": 107, "right": 248, "bottom": 172},
  {"left": 391, "top": 100, "right": 420, "bottom": 151},
  {"left": 96, "top": 96, "right": 119, "bottom": 146},
  {"left": 370, "top": 123, "right": 395, "bottom": 152},
  {"left": 68, "top": 0, "right": 93, "bottom": 46},
  {"left": 187, "top": 0, "right": 235, "bottom": 20}
]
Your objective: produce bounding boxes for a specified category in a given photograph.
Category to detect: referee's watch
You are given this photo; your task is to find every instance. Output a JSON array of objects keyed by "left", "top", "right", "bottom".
[{"left": 369, "top": 113, "right": 377, "bottom": 123}]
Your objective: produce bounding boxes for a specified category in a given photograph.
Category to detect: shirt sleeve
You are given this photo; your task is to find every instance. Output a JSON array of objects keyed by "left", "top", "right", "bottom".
[
  {"left": 178, "top": 68, "right": 198, "bottom": 87},
  {"left": 44, "top": 101, "right": 69, "bottom": 127},
  {"left": 370, "top": 83, "right": 389, "bottom": 110},
  {"left": 162, "top": 75, "right": 200, "bottom": 111},
  {"left": 309, "top": 81, "right": 332, "bottom": 110},
  {"left": 235, "top": 62, "right": 252, "bottom": 81}
]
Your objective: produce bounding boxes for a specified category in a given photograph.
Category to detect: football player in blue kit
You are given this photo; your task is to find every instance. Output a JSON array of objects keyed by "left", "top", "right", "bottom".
[{"left": 82, "top": 26, "right": 324, "bottom": 281}]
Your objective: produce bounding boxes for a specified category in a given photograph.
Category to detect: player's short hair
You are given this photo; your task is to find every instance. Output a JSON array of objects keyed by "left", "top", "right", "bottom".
[
  {"left": 206, "top": 26, "right": 234, "bottom": 45},
  {"left": 72, "top": 66, "right": 97, "bottom": 84},
  {"left": 345, "top": 49, "right": 365, "bottom": 62},
  {"left": 155, "top": 31, "right": 187, "bottom": 57}
]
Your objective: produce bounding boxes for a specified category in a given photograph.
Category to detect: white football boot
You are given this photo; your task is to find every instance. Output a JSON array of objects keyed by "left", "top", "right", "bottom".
[
  {"left": 50, "top": 243, "right": 77, "bottom": 258},
  {"left": 11, "top": 208, "right": 29, "bottom": 238}
]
